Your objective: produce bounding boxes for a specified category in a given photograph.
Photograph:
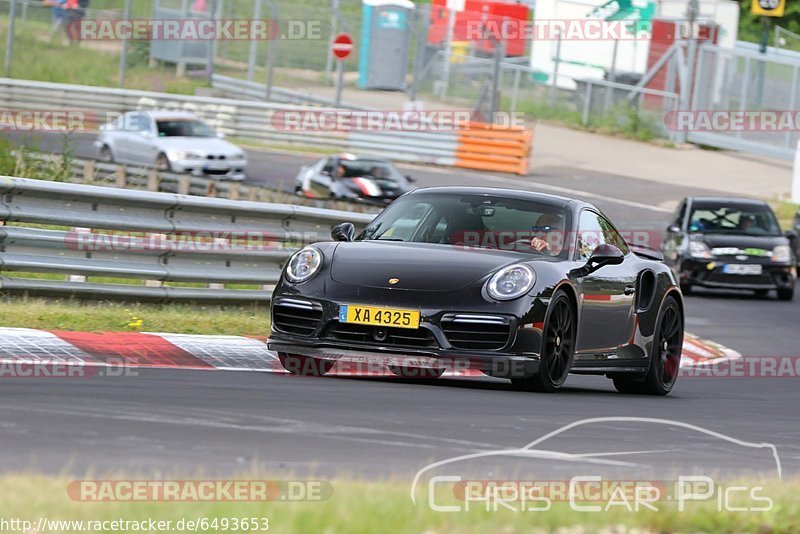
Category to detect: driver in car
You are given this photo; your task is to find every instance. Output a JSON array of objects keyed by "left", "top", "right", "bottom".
[{"left": 529, "top": 213, "right": 565, "bottom": 255}]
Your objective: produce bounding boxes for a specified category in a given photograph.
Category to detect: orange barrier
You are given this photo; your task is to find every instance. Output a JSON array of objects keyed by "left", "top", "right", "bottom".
[{"left": 454, "top": 122, "right": 533, "bottom": 175}]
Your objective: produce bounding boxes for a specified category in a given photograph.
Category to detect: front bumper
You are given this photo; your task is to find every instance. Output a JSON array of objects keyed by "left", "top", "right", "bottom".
[
  {"left": 267, "top": 338, "right": 540, "bottom": 377},
  {"left": 171, "top": 158, "right": 247, "bottom": 181},
  {"left": 267, "top": 293, "right": 545, "bottom": 377},
  {"left": 679, "top": 258, "right": 796, "bottom": 290}
]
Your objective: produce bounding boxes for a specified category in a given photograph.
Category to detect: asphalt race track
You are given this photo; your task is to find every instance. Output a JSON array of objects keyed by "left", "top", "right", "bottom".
[{"left": 1, "top": 131, "right": 799, "bottom": 483}]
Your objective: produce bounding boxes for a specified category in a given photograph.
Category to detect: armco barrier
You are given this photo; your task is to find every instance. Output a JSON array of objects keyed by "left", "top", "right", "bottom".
[
  {"left": 0, "top": 176, "right": 374, "bottom": 302},
  {"left": 455, "top": 122, "right": 533, "bottom": 175},
  {"left": 0, "top": 78, "right": 457, "bottom": 166},
  {"left": 0, "top": 78, "right": 534, "bottom": 173}
]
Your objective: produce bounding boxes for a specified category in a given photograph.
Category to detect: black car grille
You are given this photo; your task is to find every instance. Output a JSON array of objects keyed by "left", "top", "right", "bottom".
[
  {"left": 272, "top": 300, "right": 323, "bottom": 336},
  {"left": 706, "top": 273, "right": 773, "bottom": 286},
  {"left": 441, "top": 315, "right": 512, "bottom": 350},
  {"left": 324, "top": 322, "right": 437, "bottom": 348},
  {"left": 203, "top": 168, "right": 231, "bottom": 175}
]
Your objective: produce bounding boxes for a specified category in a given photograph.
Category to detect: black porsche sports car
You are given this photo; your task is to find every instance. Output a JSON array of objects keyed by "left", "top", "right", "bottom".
[
  {"left": 662, "top": 196, "right": 797, "bottom": 300},
  {"left": 294, "top": 153, "right": 414, "bottom": 205},
  {"left": 269, "top": 187, "right": 685, "bottom": 395}
]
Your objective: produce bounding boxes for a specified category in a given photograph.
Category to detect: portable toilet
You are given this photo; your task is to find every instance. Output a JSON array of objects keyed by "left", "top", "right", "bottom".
[{"left": 358, "top": 0, "right": 415, "bottom": 90}]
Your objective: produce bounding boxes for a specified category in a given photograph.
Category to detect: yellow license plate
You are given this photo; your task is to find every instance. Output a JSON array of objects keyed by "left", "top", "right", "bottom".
[{"left": 338, "top": 305, "right": 420, "bottom": 329}]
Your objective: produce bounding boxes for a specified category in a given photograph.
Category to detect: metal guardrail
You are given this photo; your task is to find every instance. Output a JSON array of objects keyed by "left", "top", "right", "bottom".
[
  {"left": 19, "top": 151, "right": 383, "bottom": 213},
  {"left": 211, "top": 74, "right": 369, "bottom": 110},
  {"left": 0, "top": 77, "right": 463, "bottom": 166},
  {"left": 0, "top": 176, "right": 374, "bottom": 303}
]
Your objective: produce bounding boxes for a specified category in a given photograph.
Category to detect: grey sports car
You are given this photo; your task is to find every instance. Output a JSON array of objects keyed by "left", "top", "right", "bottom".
[{"left": 294, "top": 153, "right": 414, "bottom": 204}]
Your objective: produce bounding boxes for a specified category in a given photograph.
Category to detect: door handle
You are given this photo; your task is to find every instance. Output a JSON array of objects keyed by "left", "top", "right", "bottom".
[{"left": 624, "top": 286, "right": 636, "bottom": 296}]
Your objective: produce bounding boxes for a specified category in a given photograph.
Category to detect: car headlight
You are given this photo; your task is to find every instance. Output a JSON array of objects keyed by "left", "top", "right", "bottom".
[
  {"left": 177, "top": 150, "right": 203, "bottom": 160},
  {"left": 772, "top": 245, "right": 792, "bottom": 263},
  {"left": 689, "top": 240, "right": 713, "bottom": 259},
  {"left": 486, "top": 264, "right": 536, "bottom": 301},
  {"left": 285, "top": 246, "right": 322, "bottom": 283}
]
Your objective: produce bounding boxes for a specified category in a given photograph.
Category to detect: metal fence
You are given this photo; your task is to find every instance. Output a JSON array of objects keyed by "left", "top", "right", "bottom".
[
  {"left": 687, "top": 43, "right": 800, "bottom": 160},
  {"left": 0, "top": 175, "right": 374, "bottom": 302}
]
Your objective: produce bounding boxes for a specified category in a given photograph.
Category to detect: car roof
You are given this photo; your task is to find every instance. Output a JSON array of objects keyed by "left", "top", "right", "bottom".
[
  {"left": 135, "top": 110, "right": 201, "bottom": 120},
  {"left": 687, "top": 196, "right": 769, "bottom": 207},
  {"left": 335, "top": 153, "right": 392, "bottom": 163},
  {"left": 409, "top": 186, "right": 580, "bottom": 209}
]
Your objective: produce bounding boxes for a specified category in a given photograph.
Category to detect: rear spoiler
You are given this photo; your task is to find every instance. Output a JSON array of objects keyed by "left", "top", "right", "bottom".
[{"left": 631, "top": 245, "right": 664, "bottom": 262}]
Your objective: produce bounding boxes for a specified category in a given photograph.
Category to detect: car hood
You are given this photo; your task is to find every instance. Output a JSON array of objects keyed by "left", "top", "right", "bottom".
[
  {"left": 155, "top": 137, "right": 242, "bottom": 155},
  {"left": 329, "top": 241, "right": 525, "bottom": 290},
  {"left": 693, "top": 233, "right": 787, "bottom": 252}
]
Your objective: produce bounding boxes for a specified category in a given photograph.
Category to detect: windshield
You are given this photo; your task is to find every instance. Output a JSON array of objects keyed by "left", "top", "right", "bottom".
[
  {"left": 688, "top": 203, "right": 782, "bottom": 237},
  {"left": 156, "top": 119, "right": 216, "bottom": 138},
  {"left": 358, "top": 193, "right": 572, "bottom": 257},
  {"left": 334, "top": 159, "right": 404, "bottom": 182}
]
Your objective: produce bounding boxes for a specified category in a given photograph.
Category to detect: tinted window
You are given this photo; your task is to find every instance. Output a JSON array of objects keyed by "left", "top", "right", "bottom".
[
  {"left": 359, "top": 193, "right": 572, "bottom": 257},
  {"left": 334, "top": 159, "right": 405, "bottom": 182},
  {"left": 688, "top": 203, "right": 781, "bottom": 237},
  {"left": 577, "top": 210, "right": 629, "bottom": 260},
  {"left": 156, "top": 119, "right": 215, "bottom": 137}
]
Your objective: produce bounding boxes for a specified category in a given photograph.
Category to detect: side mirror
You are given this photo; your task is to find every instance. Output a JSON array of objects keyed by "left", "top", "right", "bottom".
[
  {"left": 786, "top": 229, "right": 798, "bottom": 240},
  {"left": 216, "top": 131, "right": 226, "bottom": 139},
  {"left": 667, "top": 224, "right": 681, "bottom": 234},
  {"left": 331, "top": 222, "right": 355, "bottom": 242},
  {"left": 570, "top": 244, "right": 625, "bottom": 278},
  {"left": 140, "top": 130, "right": 153, "bottom": 139},
  {"left": 405, "top": 175, "right": 416, "bottom": 183}
]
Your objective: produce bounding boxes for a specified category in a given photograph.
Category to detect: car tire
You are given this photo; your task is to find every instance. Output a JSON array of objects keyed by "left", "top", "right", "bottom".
[
  {"left": 511, "top": 290, "right": 575, "bottom": 393},
  {"left": 156, "top": 153, "right": 171, "bottom": 172},
  {"left": 278, "top": 353, "right": 335, "bottom": 376},
  {"left": 777, "top": 286, "right": 795, "bottom": 301},
  {"left": 99, "top": 145, "right": 114, "bottom": 163},
  {"left": 387, "top": 365, "right": 445, "bottom": 379},
  {"left": 614, "top": 295, "right": 683, "bottom": 396}
]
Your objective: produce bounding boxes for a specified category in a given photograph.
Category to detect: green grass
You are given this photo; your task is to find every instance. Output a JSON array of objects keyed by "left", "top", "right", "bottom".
[
  {"left": 0, "top": 474, "right": 797, "bottom": 533},
  {"left": 772, "top": 199, "right": 799, "bottom": 231},
  {"left": 0, "top": 18, "right": 208, "bottom": 93},
  {"left": 0, "top": 296, "right": 268, "bottom": 336}
]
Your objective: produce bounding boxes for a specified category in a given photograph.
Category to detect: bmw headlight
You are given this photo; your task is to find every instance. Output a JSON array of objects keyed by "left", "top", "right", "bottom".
[
  {"left": 177, "top": 150, "right": 203, "bottom": 160},
  {"left": 772, "top": 245, "right": 792, "bottom": 263},
  {"left": 689, "top": 240, "right": 713, "bottom": 259},
  {"left": 486, "top": 264, "right": 536, "bottom": 301},
  {"left": 285, "top": 246, "right": 322, "bottom": 283}
]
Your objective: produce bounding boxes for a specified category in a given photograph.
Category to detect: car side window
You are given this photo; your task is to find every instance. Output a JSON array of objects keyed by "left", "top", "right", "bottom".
[
  {"left": 137, "top": 113, "right": 152, "bottom": 133},
  {"left": 577, "top": 211, "right": 608, "bottom": 260},
  {"left": 577, "top": 211, "right": 629, "bottom": 260},
  {"left": 321, "top": 158, "right": 334, "bottom": 176}
]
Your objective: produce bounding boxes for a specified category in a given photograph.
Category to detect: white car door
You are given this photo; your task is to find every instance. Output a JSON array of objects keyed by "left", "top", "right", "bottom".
[{"left": 128, "top": 112, "right": 159, "bottom": 164}]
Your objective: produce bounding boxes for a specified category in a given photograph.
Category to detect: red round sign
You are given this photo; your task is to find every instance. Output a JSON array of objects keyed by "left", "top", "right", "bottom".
[{"left": 332, "top": 33, "right": 354, "bottom": 60}]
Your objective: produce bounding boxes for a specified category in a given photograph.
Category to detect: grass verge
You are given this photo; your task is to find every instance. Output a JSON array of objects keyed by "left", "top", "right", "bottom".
[
  {"left": 0, "top": 297, "right": 268, "bottom": 336},
  {"left": 0, "top": 474, "right": 797, "bottom": 533}
]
